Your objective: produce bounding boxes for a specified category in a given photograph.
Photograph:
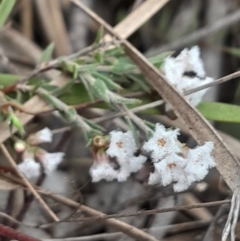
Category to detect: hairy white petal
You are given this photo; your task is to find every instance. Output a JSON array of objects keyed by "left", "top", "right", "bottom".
[
  {"left": 107, "top": 130, "right": 137, "bottom": 159},
  {"left": 42, "top": 152, "right": 65, "bottom": 174},
  {"left": 37, "top": 128, "right": 53, "bottom": 143},
  {"left": 129, "top": 155, "right": 147, "bottom": 172},
  {"left": 90, "top": 161, "right": 118, "bottom": 182},
  {"left": 185, "top": 142, "right": 215, "bottom": 182},
  {"left": 162, "top": 46, "right": 213, "bottom": 107},
  {"left": 28, "top": 128, "right": 53, "bottom": 145},
  {"left": 148, "top": 170, "right": 161, "bottom": 185},
  {"left": 173, "top": 180, "right": 191, "bottom": 192},
  {"left": 143, "top": 123, "right": 181, "bottom": 161},
  {"left": 18, "top": 157, "right": 40, "bottom": 179},
  {"left": 154, "top": 153, "right": 187, "bottom": 187},
  {"left": 117, "top": 163, "right": 131, "bottom": 182}
]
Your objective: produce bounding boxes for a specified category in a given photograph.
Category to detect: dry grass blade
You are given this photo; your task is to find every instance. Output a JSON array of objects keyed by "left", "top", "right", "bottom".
[
  {"left": 104, "top": 0, "right": 170, "bottom": 41},
  {"left": 35, "top": 0, "right": 71, "bottom": 56},
  {"left": 185, "top": 70, "right": 240, "bottom": 95},
  {"left": 20, "top": 0, "right": 32, "bottom": 39},
  {"left": 43, "top": 220, "right": 209, "bottom": 241},
  {"left": 0, "top": 143, "right": 59, "bottom": 222},
  {"left": 71, "top": 0, "right": 240, "bottom": 191}
]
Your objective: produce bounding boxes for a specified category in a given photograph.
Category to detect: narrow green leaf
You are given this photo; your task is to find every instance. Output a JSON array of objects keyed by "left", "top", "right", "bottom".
[
  {"left": 0, "top": 74, "right": 19, "bottom": 88},
  {"left": 83, "top": 73, "right": 110, "bottom": 102},
  {"left": 83, "top": 117, "right": 105, "bottom": 132},
  {"left": 39, "top": 43, "right": 55, "bottom": 63},
  {"left": 50, "top": 81, "right": 74, "bottom": 96},
  {"left": 222, "top": 46, "right": 240, "bottom": 58},
  {"left": 125, "top": 117, "right": 139, "bottom": 146},
  {"left": 104, "top": 46, "right": 124, "bottom": 56},
  {"left": 60, "top": 60, "right": 74, "bottom": 73},
  {"left": 95, "top": 51, "right": 104, "bottom": 63},
  {"left": 73, "top": 64, "right": 79, "bottom": 79},
  {"left": 0, "top": 0, "right": 16, "bottom": 29},
  {"left": 197, "top": 101, "right": 240, "bottom": 123},
  {"left": 94, "top": 26, "right": 104, "bottom": 45},
  {"left": 128, "top": 74, "right": 150, "bottom": 92},
  {"left": 108, "top": 91, "right": 141, "bottom": 105},
  {"left": 92, "top": 71, "right": 122, "bottom": 90},
  {"left": 7, "top": 112, "right": 25, "bottom": 136}
]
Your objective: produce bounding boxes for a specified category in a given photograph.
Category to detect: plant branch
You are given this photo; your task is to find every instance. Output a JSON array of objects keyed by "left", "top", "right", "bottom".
[
  {"left": 70, "top": 0, "right": 240, "bottom": 191},
  {"left": 0, "top": 224, "right": 41, "bottom": 241},
  {"left": 2, "top": 173, "right": 159, "bottom": 241}
]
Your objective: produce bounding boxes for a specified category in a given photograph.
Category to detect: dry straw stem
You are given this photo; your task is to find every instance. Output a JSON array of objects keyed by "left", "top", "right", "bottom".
[
  {"left": 185, "top": 70, "right": 240, "bottom": 95},
  {"left": 71, "top": 0, "right": 240, "bottom": 191},
  {"left": 104, "top": 0, "right": 170, "bottom": 41},
  {"left": 0, "top": 224, "right": 41, "bottom": 241},
  {"left": 152, "top": 8, "right": 240, "bottom": 53},
  {"left": 1, "top": 174, "right": 156, "bottom": 241},
  {"left": 35, "top": 0, "right": 71, "bottom": 56},
  {"left": 43, "top": 220, "right": 209, "bottom": 241},
  {"left": 39, "top": 199, "right": 229, "bottom": 224},
  {"left": 0, "top": 143, "right": 59, "bottom": 222},
  {"left": 0, "top": 173, "right": 228, "bottom": 241},
  {"left": 20, "top": 0, "right": 33, "bottom": 39}
]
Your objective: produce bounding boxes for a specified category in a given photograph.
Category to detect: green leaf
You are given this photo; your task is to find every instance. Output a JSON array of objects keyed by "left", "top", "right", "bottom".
[
  {"left": 125, "top": 117, "right": 139, "bottom": 146},
  {"left": 83, "top": 117, "right": 105, "bottom": 132},
  {"left": 73, "top": 64, "right": 79, "bottom": 79},
  {"left": 148, "top": 52, "right": 172, "bottom": 68},
  {"left": 92, "top": 71, "right": 122, "bottom": 90},
  {"left": 112, "top": 57, "right": 135, "bottom": 74},
  {"left": 94, "top": 26, "right": 104, "bottom": 45},
  {"left": 0, "top": 74, "right": 19, "bottom": 88},
  {"left": 108, "top": 91, "right": 141, "bottom": 105},
  {"left": 7, "top": 112, "right": 25, "bottom": 136},
  {"left": 104, "top": 46, "right": 124, "bottom": 56},
  {"left": 94, "top": 51, "right": 104, "bottom": 63},
  {"left": 83, "top": 73, "right": 110, "bottom": 103},
  {"left": 50, "top": 81, "right": 74, "bottom": 96},
  {"left": 197, "top": 101, "right": 240, "bottom": 123},
  {"left": 222, "top": 46, "right": 240, "bottom": 58},
  {"left": 39, "top": 43, "right": 55, "bottom": 63},
  {"left": 0, "top": 0, "right": 16, "bottom": 29}
]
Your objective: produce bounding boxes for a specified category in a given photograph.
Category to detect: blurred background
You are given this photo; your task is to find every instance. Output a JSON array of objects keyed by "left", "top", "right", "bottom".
[{"left": 1, "top": 0, "right": 240, "bottom": 240}]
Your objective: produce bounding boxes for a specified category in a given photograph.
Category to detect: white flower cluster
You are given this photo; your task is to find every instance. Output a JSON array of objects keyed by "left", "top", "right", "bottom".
[
  {"left": 90, "top": 124, "right": 216, "bottom": 192},
  {"left": 162, "top": 46, "right": 213, "bottom": 107},
  {"left": 90, "top": 131, "right": 147, "bottom": 182},
  {"left": 143, "top": 124, "right": 215, "bottom": 192},
  {"left": 17, "top": 128, "right": 64, "bottom": 179}
]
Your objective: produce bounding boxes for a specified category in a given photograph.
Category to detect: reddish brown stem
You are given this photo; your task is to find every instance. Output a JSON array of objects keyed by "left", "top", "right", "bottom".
[{"left": 0, "top": 224, "right": 41, "bottom": 241}]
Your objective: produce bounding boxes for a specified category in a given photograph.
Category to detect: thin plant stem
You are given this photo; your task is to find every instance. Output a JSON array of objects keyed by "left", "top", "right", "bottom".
[
  {"left": 0, "top": 143, "right": 59, "bottom": 222},
  {"left": 0, "top": 224, "right": 41, "bottom": 241}
]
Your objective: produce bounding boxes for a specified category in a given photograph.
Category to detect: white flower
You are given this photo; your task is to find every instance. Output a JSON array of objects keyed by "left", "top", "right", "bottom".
[
  {"left": 18, "top": 151, "right": 64, "bottom": 179},
  {"left": 18, "top": 153, "right": 40, "bottom": 179},
  {"left": 40, "top": 152, "right": 65, "bottom": 174},
  {"left": 173, "top": 179, "right": 192, "bottom": 192},
  {"left": 90, "top": 160, "right": 118, "bottom": 182},
  {"left": 107, "top": 130, "right": 137, "bottom": 159},
  {"left": 117, "top": 163, "right": 131, "bottom": 182},
  {"left": 28, "top": 128, "right": 53, "bottom": 145},
  {"left": 154, "top": 153, "right": 187, "bottom": 187},
  {"left": 185, "top": 142, "right": 215, "bottom": 182},
  {"left": 129, "top": 155, "right": 147, "bottom": 173},
  {"left": 148, "top": 170, "right": 162, "bottom": 185},
  {"left": 105, "top": 130, "right": 147, "bottom": 182},
  {"left": 162, "top": 46, "right": 213, "bottom": 106},
  {"left": 142, "top": 123, "right": 181, "bottom": 161}
]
